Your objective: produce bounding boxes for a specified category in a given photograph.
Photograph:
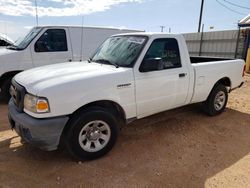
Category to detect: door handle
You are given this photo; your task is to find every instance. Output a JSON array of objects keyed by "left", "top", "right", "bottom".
[{"left": 179, "top": 73, "right": 186, "bottom": 78}]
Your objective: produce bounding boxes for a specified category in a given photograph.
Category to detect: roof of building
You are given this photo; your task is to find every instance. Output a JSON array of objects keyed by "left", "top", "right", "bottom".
[{"left": 238, "top": 14, "right": 250, "bottom": 27}]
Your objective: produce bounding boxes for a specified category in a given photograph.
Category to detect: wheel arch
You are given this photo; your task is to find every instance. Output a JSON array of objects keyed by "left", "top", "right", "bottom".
[
  {"left": 206, "top": 77, "right": 231, "bottom": 101},
  {"left": 74, "top": 100, "right": 127, "bottom": 123},
  {"left": 0, "top": 70, "right": 23, "bottom": 85},
  {"left": 216, "top": 77, "right": 231, "bottom": 88},
  {"left": 61, "top": 100, "right": 126, "bottom": 137}
]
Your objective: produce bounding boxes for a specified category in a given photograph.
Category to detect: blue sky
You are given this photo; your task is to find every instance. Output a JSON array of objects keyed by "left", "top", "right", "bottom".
[{"left": 0, "top": 0, "right": 249, "bottom": 40}]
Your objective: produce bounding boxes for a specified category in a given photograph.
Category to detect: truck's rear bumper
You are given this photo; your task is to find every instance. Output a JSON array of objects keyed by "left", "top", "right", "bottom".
[{"left": 8, "top": 99, "right": 69, "bottom": 151}]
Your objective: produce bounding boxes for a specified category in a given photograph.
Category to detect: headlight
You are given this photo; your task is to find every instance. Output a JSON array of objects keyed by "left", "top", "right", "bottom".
[{"left": 24, "top": 94, "right": 50, "bottom": 113}]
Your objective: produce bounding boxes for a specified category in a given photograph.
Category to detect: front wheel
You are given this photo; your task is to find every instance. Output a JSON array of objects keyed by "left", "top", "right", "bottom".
[
  {"left": 203, "top": 84, "right": 228, "bottom": 116},
  {"left": 65, "top": 107, "right": 119, "bottom": 160}
]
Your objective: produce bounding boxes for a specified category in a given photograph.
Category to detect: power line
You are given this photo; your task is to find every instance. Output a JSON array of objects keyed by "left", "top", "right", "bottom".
[
  {"left": 216, "top": 0, "right": 246, "bottom": 16},
  {"left": 222, "top": 0, "right": 250, "bottom": 10}
]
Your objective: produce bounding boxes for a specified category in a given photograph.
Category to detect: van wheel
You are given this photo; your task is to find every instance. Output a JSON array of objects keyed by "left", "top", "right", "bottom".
[
  {"left": 65, "top": 107, "right": 119, "bottom": 160},
  {"left": 0, "top": 77, "right": 12, "bottom": 103},
  {"left": 203, "top": 84, "right": 228, "bottom": 116}
]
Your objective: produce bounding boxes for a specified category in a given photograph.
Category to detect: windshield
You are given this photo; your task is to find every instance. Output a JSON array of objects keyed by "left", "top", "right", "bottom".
[
  {"left": 91, "top": 35, "right": 147, "bottom": 67},
  {"left": 8, "top": 27, "right": 42, "bottom": 50}
]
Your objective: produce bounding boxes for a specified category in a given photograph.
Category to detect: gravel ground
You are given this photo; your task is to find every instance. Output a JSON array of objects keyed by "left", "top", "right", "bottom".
[{"left": 0, "top": 75, "right": 250, "bottom": 188}]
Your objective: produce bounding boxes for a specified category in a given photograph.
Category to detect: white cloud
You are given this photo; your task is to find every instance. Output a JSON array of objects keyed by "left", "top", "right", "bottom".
[
  {"left": 23, "top": 25, "right": 33, "bottom": 30},
  {"left": 106, "top": 25, "right": 129, "bottom": 30},
  {"left": 0, "top": 0, "right": 144, "bottom": 17}
]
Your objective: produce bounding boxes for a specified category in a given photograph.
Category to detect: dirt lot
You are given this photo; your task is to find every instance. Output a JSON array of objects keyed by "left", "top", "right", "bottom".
[{"left": 1, "top": 76, "right": 250, "bottom": 188}]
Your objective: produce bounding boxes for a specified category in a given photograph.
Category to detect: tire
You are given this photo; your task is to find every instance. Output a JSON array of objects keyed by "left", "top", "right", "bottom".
[
  {"left": 203, "top": 84, "right": 228, "bottom": 116},
  {"left": 0, "top": 77, "right": 12, "bottom": 103},
  {"left": 65, "top": 107, "right": 119, "bottom": 160}
]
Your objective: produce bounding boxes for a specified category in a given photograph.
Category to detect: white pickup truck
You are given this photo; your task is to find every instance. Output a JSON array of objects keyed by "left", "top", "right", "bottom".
[{"left": 8, "top": 33, "right": 245, "bottom": 160}]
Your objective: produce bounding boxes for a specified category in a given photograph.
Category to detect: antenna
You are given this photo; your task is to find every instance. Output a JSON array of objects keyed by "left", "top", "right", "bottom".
[
  {"left": 34, "top": 0, "right": 39, "bottom": 26},
  {"left": 80, "top": 15, "right": 84, "bottom": 61}
]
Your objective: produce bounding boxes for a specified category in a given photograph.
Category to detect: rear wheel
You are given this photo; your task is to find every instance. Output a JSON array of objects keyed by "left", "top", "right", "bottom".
[
  {"left": 65, "top": 107, "right": 119, "bottom": 160},
  {"left": 203, "top": 84, "right": 228, "bottom": 116}
]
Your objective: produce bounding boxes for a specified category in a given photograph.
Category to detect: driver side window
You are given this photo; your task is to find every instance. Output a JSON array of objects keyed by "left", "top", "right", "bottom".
[
  {"left": 139, "top": 38, "right": 181, "bottom": 72},
  {"left": 35, "top": 29, "right": 68, "bottom": 52}
]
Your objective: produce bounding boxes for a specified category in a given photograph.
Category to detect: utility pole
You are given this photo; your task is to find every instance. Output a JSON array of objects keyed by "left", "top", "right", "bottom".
[
  {"left": 198, "top": 0, "right": 204, "bottom": 33},
  {"left": 34, "top": 0, "right": 39, "bottom": 26},
  {"left": 80, "top": 15, "right": 84, "bottom": 61},
  {"left": 160, "top": 26, "right": 165, "bottom": 32},
  {"left": 199, "top": 24, "right": 204, "bottom": 56}
]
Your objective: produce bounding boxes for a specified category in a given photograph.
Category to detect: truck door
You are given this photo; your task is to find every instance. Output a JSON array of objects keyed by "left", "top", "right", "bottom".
[
  {"left": 135, "top": 38, "right": 189, "bottom": 117},
  {"left": 30, "top": 28, "right": 72, "bottom": 67}
]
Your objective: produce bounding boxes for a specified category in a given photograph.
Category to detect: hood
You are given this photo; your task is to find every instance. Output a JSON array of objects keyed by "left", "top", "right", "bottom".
[
  {"left": 0, "top": 48, "right": 20, "bottom": 73},
  {"left": 0, "top": 48, "right": 22, "bottom": 67},
  {"left": 14, "top": 61, "right": 132, "bottom": 95},
  {"left": 0, "top": 48, "right": 18, "bottom": 56}
]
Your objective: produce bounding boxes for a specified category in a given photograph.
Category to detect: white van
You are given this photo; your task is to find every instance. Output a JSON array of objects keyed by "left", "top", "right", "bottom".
[{"left": 0, "top": 26, "right": 142, "bottom": 101}]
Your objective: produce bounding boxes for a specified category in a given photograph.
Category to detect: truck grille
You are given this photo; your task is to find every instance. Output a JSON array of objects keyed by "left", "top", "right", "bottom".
[{"left": 10, "top": 80, "right": 26, "bottom": 112}]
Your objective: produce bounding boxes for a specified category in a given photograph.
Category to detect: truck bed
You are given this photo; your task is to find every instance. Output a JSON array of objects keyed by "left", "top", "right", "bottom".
[
  {"left": 190, "top": 58, "right": 244, "bottom": 104},
  {"left": 190, "top": 56, "right": 232, "bottom": 64}
]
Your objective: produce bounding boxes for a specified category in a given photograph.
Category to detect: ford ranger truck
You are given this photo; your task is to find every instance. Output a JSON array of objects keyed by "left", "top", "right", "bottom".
[{"left": 8, "top": 33, "right": 245, "bottom": 160}]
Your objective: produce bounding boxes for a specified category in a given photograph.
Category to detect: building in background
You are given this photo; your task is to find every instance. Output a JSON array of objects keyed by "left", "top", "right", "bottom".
[
  {"left": 183, "top": 29, "right": 249, "bottom": 60},
  {"left": 238, "top": 14, "right": 250, "bottom": 72},
  {"left": 182, "top": 14, "right": 250, "bottom": 72}
]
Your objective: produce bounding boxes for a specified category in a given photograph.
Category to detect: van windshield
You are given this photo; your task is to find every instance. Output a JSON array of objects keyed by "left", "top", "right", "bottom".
[
  {"left": 8, "top": 27, "right": 42, "bottom": 50},
  {"left": 91, "top": 35, "right": 147, "bottom": 67}
]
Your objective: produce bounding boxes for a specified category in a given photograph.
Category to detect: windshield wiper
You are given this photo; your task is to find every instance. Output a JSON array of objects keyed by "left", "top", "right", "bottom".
[{"left": 94, "top": 59, "right": 119, "bottom": 68}]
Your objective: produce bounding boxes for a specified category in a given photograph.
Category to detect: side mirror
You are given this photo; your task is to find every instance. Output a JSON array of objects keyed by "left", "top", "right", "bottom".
[{"left": 140, "top": 57, "right": 162, "bottom": 72}]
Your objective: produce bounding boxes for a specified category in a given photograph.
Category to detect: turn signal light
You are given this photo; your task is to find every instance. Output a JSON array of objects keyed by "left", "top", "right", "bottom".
[{"left": 36, "top": 99, "right": 49, "bottom": 112}]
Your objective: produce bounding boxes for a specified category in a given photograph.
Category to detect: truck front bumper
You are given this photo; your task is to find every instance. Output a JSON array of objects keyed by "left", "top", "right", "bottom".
[{"left": 8, "top": 99, "right": 69, "bottom": 151}]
